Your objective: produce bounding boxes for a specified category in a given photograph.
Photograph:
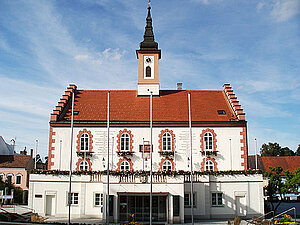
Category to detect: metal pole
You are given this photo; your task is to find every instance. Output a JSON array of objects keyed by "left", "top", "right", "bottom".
[
  {"left": 111, "top": 137, "right": 114, "bottom": 170},
  {"left": 59, "top": 140, "right": 62, "bottom": 170},
  {"left": 229, "top": 139, "right": 232, "bottom": 170},
  {"left": 107, "top": 91, "right": 110, "bottom": 225},
  {"left": 255, "top": 138, "right": 258, "bottom": 170},
  {"left": 68, "top": 90, "right": 75, "bottom": 225},
  {"left": 143, "top": 138, "right": 145, "bottom": 171},
  {"left": 188, "top": 92, "right": 194, "bottom": 225},
  {"left": 150, "top": 91, "right": 153, "bottom": 225},
  {"left": 35, "top": 140, "right": 38, "bottom": 169}
]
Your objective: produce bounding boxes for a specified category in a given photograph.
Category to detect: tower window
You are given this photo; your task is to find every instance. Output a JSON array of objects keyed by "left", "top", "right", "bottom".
[{"left": 146, "top": 66, "right": 151, "bottom": 77}]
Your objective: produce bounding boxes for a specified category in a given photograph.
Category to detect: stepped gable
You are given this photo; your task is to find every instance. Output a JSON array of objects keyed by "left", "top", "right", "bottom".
[
  {"left": 223, "top": 84, "right": 245, "bottom": 120},
  {"left": 50, "top": 84, "right": 77, "bottom": 122}
]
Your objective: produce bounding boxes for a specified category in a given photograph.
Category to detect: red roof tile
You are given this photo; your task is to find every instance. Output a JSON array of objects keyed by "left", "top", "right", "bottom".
[
  {"left": 261, "top": 156, "right": 300, "bottom": 173},
  {"left": 60, "top": 90, "right": 238, "bottom": 122},
  {"left": 0, "top": 155, "right": 33, "bottom": 169}
]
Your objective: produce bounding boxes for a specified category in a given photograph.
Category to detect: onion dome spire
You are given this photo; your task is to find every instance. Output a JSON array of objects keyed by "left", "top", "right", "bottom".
[{"left": 139, "top": 1, "right": 159, "bottom": 50}]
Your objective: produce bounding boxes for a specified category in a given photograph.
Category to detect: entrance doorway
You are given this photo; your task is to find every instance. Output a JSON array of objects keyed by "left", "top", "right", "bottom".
[
  {"left": 119, "top": 194, "right": 167, "bottom": 222},
  {"left": 45, "top": 195, "right": 55, "bottom": 216}
]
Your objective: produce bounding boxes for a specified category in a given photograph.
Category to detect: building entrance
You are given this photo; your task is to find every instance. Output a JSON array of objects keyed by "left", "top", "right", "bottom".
[{"left": 119, "top": 194, "right": 167, "bottom": 222}]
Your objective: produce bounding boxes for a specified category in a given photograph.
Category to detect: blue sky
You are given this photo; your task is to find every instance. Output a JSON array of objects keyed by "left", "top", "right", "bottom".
[{"left": 0, "top": 0, "right": 299, "bottom": 158}]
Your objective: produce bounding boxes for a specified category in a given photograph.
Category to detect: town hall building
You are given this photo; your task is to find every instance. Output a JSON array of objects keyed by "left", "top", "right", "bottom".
[{"left": 29, "top": 4, "right": 264, "bottom": 223}]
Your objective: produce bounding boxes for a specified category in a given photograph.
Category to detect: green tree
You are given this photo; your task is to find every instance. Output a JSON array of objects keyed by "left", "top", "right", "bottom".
[
  {"left": 296, "top": 145, "right": 300, "bottom": 156},
  {"left": 264, "top": 167, "right": 298, "bottom": 214},
  {"left": 279, "top": 147, "right": 295, "bottom": 156},
  {"left": 261, "top": 142, "right": 281, "bottom": 156},
  {"left": 260, "top": 142, "right": 295, "bottom": 156}
]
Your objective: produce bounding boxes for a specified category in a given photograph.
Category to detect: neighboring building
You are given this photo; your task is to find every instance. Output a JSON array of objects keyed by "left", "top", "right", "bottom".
[
  {"left": 248, "top": 155, "right": 300, "bottom": 173},
  {"left": 0, "top": 136, "right": 15, "bottom": 155},
  {"left": 29, "top": 4, "right": 264, "bottom": 223},
  {"left": 0, "top": 155, "right": 34, "bottom": 190}
]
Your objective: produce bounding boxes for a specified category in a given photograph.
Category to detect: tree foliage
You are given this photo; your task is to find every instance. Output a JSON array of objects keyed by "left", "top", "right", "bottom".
[
  {"left": 260, "top": 142, "right": 295, "bottom": 156},
  {"left": 264, "top": 167, "right": 299, "bottom": 214}
]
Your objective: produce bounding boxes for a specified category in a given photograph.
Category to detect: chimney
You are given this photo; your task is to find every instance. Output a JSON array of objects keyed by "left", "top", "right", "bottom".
[
  {"left": 177, "top": 82, "right": 183, "bottom": 90},
  {"left": 30, "top": 148, "right": 33, "bottom": 158}
]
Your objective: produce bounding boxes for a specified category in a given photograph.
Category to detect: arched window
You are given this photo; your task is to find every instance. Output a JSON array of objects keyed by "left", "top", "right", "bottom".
[
  {"left": 162, "top": 132, "right": 172, "bottom": 151},
  {"left": 80, "top": 133, "right": 89, "bottom": 151},
  {"left": 79, "top": 160, "right": 89, "bottom": 171},
  {"left": 120, "top": 161, "right": 130, "bottom": 171},
  {"left": 146, "top": 66, "right": 151, "bottom": 77},
  {"left": 162, "top": 160, "right": 172, "bottom": 171},
  {"left": 205, "top": 160, "right": 214, "bottom": 171},
  {"left": 120, "top": 133, "right": 130, "bottom": 151},
  {"left": 204, "top": 132, "right": 213, "bottom": 151}
]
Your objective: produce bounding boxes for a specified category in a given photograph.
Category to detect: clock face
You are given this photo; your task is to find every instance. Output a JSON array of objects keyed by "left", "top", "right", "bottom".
[{"left": 145, "top": 57, "right": 152, "bottom": 63}]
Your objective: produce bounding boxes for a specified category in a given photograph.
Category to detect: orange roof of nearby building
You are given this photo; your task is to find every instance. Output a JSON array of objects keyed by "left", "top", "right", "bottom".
[
  {"left": 261, "top": 156, "right": 300, "bottom": 173},
  {"left": 0, "top": 155, "right": 33, "bottom": 169},
  {"left": 59, "top": 90, "right": 238, "bottom": 122}
]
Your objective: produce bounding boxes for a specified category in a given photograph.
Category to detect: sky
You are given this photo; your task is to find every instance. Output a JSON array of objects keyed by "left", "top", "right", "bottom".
[{"left": 0, "top": 0, "right": 299, "bottom": 159}]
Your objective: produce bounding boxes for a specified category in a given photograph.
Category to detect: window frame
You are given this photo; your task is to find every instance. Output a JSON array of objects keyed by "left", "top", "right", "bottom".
[
  {"left": 79, "top": 160, "right": 89, "bottom": 171},
  {"left": 80, "top": 133, "right": 89, "bottom": 152},
  {"left": 204, "top": 132, "right": 213, "bottom": 151},
  {"left": 15, "top": 174, "right": 22, "bottom": 185},
  {"left": 184, "top": 193, "right": 196, "bottom": 208},
  {"left": 205, "top": 160, "right": 214, "bottom": 171},
  {"left": 162, "top": 160, "right": 172, "bottom": 171},
  {"left": 120, "top": 133, "right": 130, "bottom": 152},
  {"left": 6, "top": 174, "right": 13, "bottom": 184},
  {"left": 162, "top": 132, "right": 172, "bottom": 151},
  {"left": 94, "top": 193, "right": 104, "bottom": 207},
  {"left": 211, "top": 192, "right": 223, "bottom": 207},
  {"left": 68, "top": 192, "right": 79, "bottom": 205},
  {"left": 120, "top": 160, "right": 130, "bottom": 171}
]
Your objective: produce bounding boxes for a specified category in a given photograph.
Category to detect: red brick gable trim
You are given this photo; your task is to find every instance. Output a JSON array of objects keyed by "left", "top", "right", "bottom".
[
  {"left": 117, "top": 129, "right": 134, "bottom": 152},
  {"left": 117, "top": 157, "right": 133, "bottom": 172},
  {"left": 200, "top": 128, "right": 217, "bottom": 153},
  {"left": 76, "top": 129, "right": 93, "bottom": 153},
  {"left": 223, "top": 84, "right": 245, "bottom": 121},
  {"left": 47, "top": 126, "right": 55, "bottom": 170},
  {"left": 240, "top": 127, "right": 248, "bottom": 170},
  {"left": 200, "top": 158, "right": 218, "bottom": 171},
  {"left": 76, "top": 158, "right": 92, "bottom": 171},
  {"left": 158, "top": 129, "right": 175, "bottom": 153},
  {"left": 158, "top": 158, "right": 175, "bottom": 171}
]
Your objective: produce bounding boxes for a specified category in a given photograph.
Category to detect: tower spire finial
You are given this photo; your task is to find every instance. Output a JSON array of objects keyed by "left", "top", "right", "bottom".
[{"left": 139, "top": 0, "right": 158, "bottom": 50}]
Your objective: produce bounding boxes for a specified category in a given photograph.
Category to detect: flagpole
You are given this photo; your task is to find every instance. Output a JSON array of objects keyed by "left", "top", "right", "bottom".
[
  {"left": 107, "top": 91, "right": 110, "bottom": 225},
  {"left": 150, "top": 91, "right": 153, "bottom": 225},
  {"left": 143, "top": 138, "right": 145, "bottom": 171},
  {"left": 188, "top": 92, "right": 194, "bottom": 225},
  {"left": 68, "top": 90, "right": 75, "bottom": 225},
  {"left": 255, "top": 138, "right": 258, "bottom": 170}
]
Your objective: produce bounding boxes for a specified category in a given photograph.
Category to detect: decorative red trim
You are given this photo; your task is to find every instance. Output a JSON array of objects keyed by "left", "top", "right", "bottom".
[
  {"left": 76, "top": 158, "right": 92, "bottom": 171},
  {"left": 117, "top": 158, "right": 133, "bottom": 172},
  {"left": 158, "top": 158, "right": 175, "bottom": 171},
  {"left": 200, "top": 128, "right": 217, "bottom": 153},
  {"left": 158, "top": 129, "right": 175, "bottom": 153},
  {"left": 76, "top": 129, "right": 93, "bottom": 153},
  {"left": 223, "top": 84, "right": 245, "bottom": 121},
  {"left": 47, "top": 126, "right": 55, "bottom": 169},
  {"left": 116, "top": 129, "right": 134, "bottom": 152},
  {"left": 200, "top": 158, "right": 218, "bottom": 171},
  {"left": 240, "top": 127, "right": 248, "bottom": 170}
]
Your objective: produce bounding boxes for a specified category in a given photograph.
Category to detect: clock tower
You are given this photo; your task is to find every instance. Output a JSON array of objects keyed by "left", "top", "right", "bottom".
[{"left": 136, "top": 3, "right": 161, "bottom": 96}]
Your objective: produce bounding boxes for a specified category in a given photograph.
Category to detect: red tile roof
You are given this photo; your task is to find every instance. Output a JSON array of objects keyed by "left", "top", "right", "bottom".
[
  {"left": 0, "top": 155, "right": 33, "bottom": 169},
  {"left": 261, "top": 156, "right": 300, "bottom": 173},
  {"left": 59, "top": 90, "right": 239, "bottom": 122}
]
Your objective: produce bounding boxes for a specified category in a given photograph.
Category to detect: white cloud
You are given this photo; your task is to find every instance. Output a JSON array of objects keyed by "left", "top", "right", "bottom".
[{"left": 258, "top": 0, "right": 300, "bottom": 22}]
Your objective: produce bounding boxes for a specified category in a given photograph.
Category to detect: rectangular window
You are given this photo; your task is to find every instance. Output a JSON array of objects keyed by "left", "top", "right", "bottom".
[
  {"left": 16, "top": 175, "right": 21, "bottom": 185},
  {"left": 94, "top": 193, "right": 103, "bottom": 206},
  {"left": 212, "top": 193, "right": 223, "bottom": 206},
  {"left": 184, "top": 193, "right": 196, "bottom": 208},
  {"left": 68, "top": 193, "right": 79, "bottom": 205},
  {"left": 173, "top": 195, "right": 180, "bottom": 216},
  {"left": 6, "top": 175, "right": 12, "bottom": 184}
]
